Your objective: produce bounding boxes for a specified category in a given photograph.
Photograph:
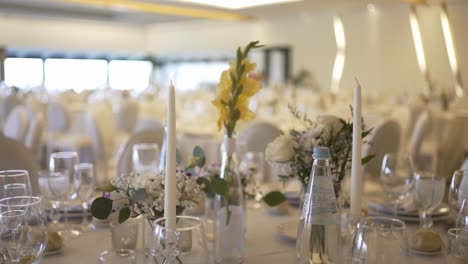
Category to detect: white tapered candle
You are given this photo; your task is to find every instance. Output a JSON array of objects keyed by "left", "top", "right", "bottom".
[
  {"left": 350, "top": 79, "right": 363, "bottom": 217},
  {"left": 164, "top": 80, "right": 177, "bottom": 232}
]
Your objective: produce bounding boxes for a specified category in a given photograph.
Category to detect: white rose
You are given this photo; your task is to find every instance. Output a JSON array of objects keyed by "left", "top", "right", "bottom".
[
  {"left": 265, "top": 135, "right": 294, "bottom": 162},
  {"left": 317, "top": 114, "right": 343, "bottom": 137}
]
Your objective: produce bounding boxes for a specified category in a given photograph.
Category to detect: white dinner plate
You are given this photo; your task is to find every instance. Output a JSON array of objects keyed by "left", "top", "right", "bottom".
[
  {"left": 276, "top": 221, "right": 299, "bottom": 241},
  {"left": 367, "top": 202, "right": 450, "bottom": 217}
]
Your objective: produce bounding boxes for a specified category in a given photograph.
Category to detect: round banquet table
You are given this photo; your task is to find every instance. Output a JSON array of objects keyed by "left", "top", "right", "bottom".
[{"left": 41, "top": 201, "right": 450, "bottom": 264}]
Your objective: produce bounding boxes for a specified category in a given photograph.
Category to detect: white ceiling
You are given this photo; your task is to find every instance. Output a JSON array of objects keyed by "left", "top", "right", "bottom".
[{"left": 0, "top": 0, "right": 457, "bottom": 24}]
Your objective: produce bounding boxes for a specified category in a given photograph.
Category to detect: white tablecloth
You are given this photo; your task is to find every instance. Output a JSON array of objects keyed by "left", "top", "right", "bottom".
[{"left": 41, "top": 201, "right": 449, "bottom": 264}]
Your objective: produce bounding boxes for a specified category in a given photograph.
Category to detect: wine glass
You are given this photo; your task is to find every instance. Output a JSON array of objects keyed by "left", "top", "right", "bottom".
[
  {"left": 0, "top": 196, "right": 48, "bottom": 264},
  {"left": 38, "top": 171, "right": 63, "bottom": 232},
  {"left": 74, "top": 163, "right": 96, "bottom": 232},
  {"left": 132, "top": 143, "right": 159, "bottom": 174},
  {"left": 413, "top": 173, "right": 445, "bottom": 229},
  {"left": 49, "top": 151, "right": 80, "bottom": 238},
  {"left": 0, "top": 170, "right": 32, "bottom": 198},
  {"left": 456, "top": 198, "right": 468, "bottom": 228},
  {"left": 348, "top": 216, "right": 409, "bottom": 263},
  {"left": 380, "top": 153, "right": 414, "bottom": 215},
  {"left": 449, "top": 170, "right": 468, "bottom": 221},
  {"left": 98, "top": 249, "right": 136, "bottom": 264}
]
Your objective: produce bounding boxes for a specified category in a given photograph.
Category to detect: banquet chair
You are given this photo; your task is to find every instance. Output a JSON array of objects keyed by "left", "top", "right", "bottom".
[
  {"left": 115, "top": 100, "right": 139, "bottom": 134},
  {"left": 391, "top": 106, "right": 411, "bottom": 150},
  {"left": 47, "top": 101, "right": 71, "bottom": 133},
  {"left": 0, "top": 134, "right": 40, "bottom": 195},
  {"left": 0, "top": 94, "right": 22, "bottom": 128},
  {"left": 2, "top": 105, "right": 29, "bottom": 142},
  {"left": 461, "top": 158, "right": 468, "bottom": 170},
  {"left": 238, "top": 121, "right": 282, "bottom": 181},
  {"left": 408, "top": 111, "right": 432, "bottom": 170},
  {"left": 114, "top": 130, "right": 164, "bottom": 178},
  {"left": 24, "top": 113, "right": 45, "bottom": 162},
  {"left": 179, "top": 133, "right": 219, "bottom": 166},
  {"left": 363, "top": 119, "right": 401, "bottom": 179}
]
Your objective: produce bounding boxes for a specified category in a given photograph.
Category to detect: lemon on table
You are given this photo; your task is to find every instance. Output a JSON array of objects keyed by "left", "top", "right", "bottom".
[{"left": 410, "top": 230, "right": 443, "bottom": 253}]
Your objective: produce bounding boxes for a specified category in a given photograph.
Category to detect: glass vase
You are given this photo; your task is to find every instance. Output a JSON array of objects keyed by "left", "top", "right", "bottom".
[{"left": 214, "top": 136, "right": 245, "bottom": 264}]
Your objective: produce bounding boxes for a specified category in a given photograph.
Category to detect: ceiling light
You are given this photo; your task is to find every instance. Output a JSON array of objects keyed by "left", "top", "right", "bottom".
[{"left": 175, "top": 0, "right": 303, "bottom": 10}]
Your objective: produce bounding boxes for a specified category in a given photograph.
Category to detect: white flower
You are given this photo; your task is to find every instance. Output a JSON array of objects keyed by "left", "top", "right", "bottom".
[
  {"left": 265, "top": 135, "right": 295, "bottom": 162},
  {"left": 317, "top": 114, "right": 343, "bottom": 137}
]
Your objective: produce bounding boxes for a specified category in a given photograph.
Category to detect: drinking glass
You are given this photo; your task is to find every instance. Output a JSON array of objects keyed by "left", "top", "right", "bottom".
[
  {"left": 0, "top": 196, "right": 48, "bottom": 264},
  {"left": 147, "top": 216, "right": 210, "bottom": 264},
  {"left": 449, "top": 170, "right": 468, "bottom": 220},
  {"left": 38, "top": 171, "right": 63, "bottom": 231},
  {"left": 47, "top": 171, "right": 70, "bottom": 235},
  {"left": 0, "top": 170, "right": 32, "bottom": 198},
  {"left": 49, "top": 151, "right": 80, "bottom": 238},
  {"left": 132, "top": 143, "right": 159, "bottom": 174},
  {"left": 98, "top": 249, "right": 136, "bottom": 264},
  {"left": 74, "top": 163, "right": 96, "bottom": 232},
  {"left": 110, "top": 219, "right": 139, "bottom": 250},
  {"left": 413, "top": 173, "right": 446, "bottom": 229},
  {"left": 447, "top": 228, "right": 468, "bottom": 263},
  {"left": 349, "top": 217, "right": 409, "bottom": 264},
  {"left": 240, "top": 152, "right": 265, "bottom": 207},
  {"left": 380, "top": 153, "right": 414, "bottom": 215},
  {"left": 456, "top": 198, "right": 468, "bottom": 228}
]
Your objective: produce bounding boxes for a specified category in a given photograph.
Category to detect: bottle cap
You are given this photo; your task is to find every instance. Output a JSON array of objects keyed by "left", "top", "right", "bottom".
[{"left": 312, "top": 147, "right": 330, "bottom": 159}]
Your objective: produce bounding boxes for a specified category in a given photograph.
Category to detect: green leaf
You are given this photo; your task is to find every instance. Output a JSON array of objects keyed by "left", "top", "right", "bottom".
[
  {"left": 118, "top": 207, "right": 131, "bottom": 224},
  {"left": 362, "top": 128, "right": 373, "bottom": 139},
  {"left": 131, "top": 189, "right": 146, "bottom": 203},
  {"left": 263, "top": 191, "right": 287, "bottom": 206},
  {"left": 91, "top": 197, "right": 113, "bottom": 220},
  {"left": 210, "top": 177, "right": 228, "bottom": 196},
  {"left": 96, "top": 184, "right": 116, "bottom": 192},
  {"left": 185, "top": 156, "right": 200, "bottom": 170},
  {"left": 193, "top": 146, "right": 206, "bottom": 167},
  {"left": 362, "top": 154, "right": 376, "bottom": 165},
  {"left": 232, "top": 109, "right": 241, "bottom": 122}
]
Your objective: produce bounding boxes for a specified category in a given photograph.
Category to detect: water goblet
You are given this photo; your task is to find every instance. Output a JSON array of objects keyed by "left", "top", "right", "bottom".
[
  {"left": 132, "top": 143, "right": 159, "bottom": 174},
  {"left": 49, "top": 151, "right": 80, "bottom": 238},
  {"left": 413, "top": 173, "right": 445, "bottom": 229},
  {"left": 0, "top": 196, "right": 48, "bottom": 264},
  {"left": 0, "top": 170, "right": 32, "bottom": 198},
  {"left": 74, "top": 163, "right": 96, "bottom": 232},
  {"left": 380, "top": 153, "right": 414, "bottom": 215},
  {"left": 449, "top": 170, "right": 468, "bottom": 221},
  {"left": 349, "top": 216, "right": 409, "bottom": 264},
  {"left": 456, "top": 198, "right": 468, "bottom": 228}
]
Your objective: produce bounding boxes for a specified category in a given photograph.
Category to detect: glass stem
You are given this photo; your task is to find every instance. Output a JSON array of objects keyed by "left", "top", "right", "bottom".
[
  {"left": 81, "top": 201, "right": 89, "bottom": 226},
  {"left": 420, "top": 210, "right": 433, "bottom": 229},
  {"left": 63, "top": 200, "right": 69, "bottom": 230}
]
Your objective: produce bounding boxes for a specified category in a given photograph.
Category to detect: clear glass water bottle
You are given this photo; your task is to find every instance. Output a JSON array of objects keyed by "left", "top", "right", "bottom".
[
  {"left": 214, "top": 136, "right": 244, "bottom": 264},
  {"left": 296, "top": 147, "right": 343, "bottom": 264}
]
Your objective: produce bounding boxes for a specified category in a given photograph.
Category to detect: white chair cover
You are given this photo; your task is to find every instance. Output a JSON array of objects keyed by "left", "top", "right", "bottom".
[
  {"left": 115, "top": 101, "right": 139, "bottom": 133},
  {"left": 114, "top": 130, "right": 164, "bottom": 179},
  {"left": 2, "top": 105, "right": 29, "bottom": 142},
  {"left": 179, "top": 133, "right": 220, "bottom": 166},
  {"left": 0, "top": 134, "right": 40, "bottom": 195},
  {"left": 391, "top": 106, "right": 411, "bottom": 150},
  {"left": 363, "top": 119, "right": 401, "bottom": 179},
  {"left": 0, "top": 95, "right": 21, "bottom": 127},
  {"left": 47, "top": 101, "right": 70, "bottom": 133},
  {"left": 24, "top": 113, "right": 44, "bottom": 160},
  {"left": 461, "top": 158, "right": 468, "bottom": 170},
  {"left": 408, "top": 111, "right": 432, "bottom": 169}
]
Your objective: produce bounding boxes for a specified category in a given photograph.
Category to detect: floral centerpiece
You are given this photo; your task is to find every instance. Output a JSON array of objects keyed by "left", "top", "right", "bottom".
[
  {"left": 266, "top": 106, "right": 374, "bottom": 198},
  {"left": 91, "top": 147, "right": 207, "bottom": 224}
]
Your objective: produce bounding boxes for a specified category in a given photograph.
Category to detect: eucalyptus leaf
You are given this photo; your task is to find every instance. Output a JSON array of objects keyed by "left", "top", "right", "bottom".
[
  {"left": 362, "top": 128, "right": 373, "bottom": 139},
  {"left": 96, "top": 184, "right": 116, "bottom": 192},
  {"left": 263, "top": 191, "right": 287, "bottom": 207},
  {"left": 210, "top": 177, "right": 228, "bottom": 196},
  {"left": 91, "top": 197, "right": 113, "bottom": 220},
  {"left": 118, "top": 207, "right": 131, "bottom": 224},
  {"left": 362, "top": 154, "right": 376, "bottom": 165},
  {"left": 193, "top": 146, "right": 206, "bottom": 167},
  {"left": 131, "top": 189, "right": 146, "bottom": 203}
]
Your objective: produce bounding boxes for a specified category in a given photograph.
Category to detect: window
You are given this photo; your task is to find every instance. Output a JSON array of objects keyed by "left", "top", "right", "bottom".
[
  {"left": 44, "top": 59, "right": 108, "bottom": 92},
  {"left": 164, "top": 62, "right": 229, "bottom": 91},
  {"left": 109, "top": 60, "right": 153, "bottom": 91},
  {"left": 4, "top": 58, "right": 43, "bottom": 88}
]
